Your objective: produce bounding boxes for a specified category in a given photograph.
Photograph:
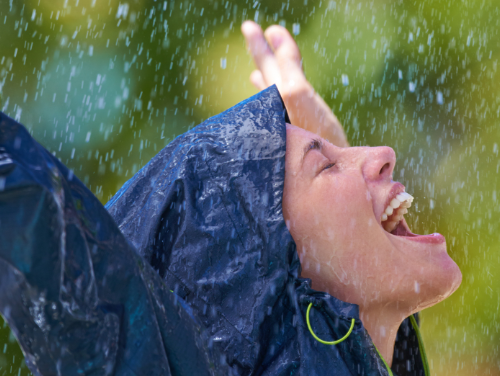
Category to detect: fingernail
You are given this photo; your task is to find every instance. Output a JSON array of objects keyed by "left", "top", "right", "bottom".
[{"left": 269, "top": 34, "right": 284, "bottom": 50}]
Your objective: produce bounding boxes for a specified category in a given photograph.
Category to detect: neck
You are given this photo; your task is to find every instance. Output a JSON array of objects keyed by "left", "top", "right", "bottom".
[{"left": 359, "top": 304, "right": 409, "bottom": 367}]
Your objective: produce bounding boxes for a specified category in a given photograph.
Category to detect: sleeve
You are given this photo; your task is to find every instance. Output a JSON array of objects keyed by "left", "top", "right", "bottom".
[{"left": 0, "top": 113, "right": 217, "bottom": 376}]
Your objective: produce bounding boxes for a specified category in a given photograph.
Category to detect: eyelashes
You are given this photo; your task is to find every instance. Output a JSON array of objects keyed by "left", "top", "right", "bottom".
[{"left": 322, "top": 162, "right": 336, "bottom": 172}]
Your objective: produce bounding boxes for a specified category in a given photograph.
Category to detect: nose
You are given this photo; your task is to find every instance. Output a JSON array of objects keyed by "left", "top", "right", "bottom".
[{"left": 361, "top": 146, "right": 396, "bottom": 181}]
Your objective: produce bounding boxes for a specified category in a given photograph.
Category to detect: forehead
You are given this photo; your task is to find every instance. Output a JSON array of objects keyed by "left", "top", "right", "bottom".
[
  {"left": 286, "top": 123, "right": 317, "bottom": 140},
  {"left": 285, "top": 123, "right": 324, "bottom": 153},
  {"left": 286, "top": 123, "right": 320, "bottom": 152}
]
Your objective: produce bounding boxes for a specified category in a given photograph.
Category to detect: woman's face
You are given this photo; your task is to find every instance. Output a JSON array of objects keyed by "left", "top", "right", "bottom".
[{"left": 283, "top": 124, "right": 462, "bottom": 313}]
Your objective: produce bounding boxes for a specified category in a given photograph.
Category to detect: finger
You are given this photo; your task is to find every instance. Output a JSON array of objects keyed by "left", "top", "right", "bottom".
[
  {"left": 241, "top": 20, "right": 282, "bottom": 89},
  {"left": 249, "top": 70, "right": 267, "bottom": 90},
  {"left": 264, "top": 25, "right": 307, "bottom": 90}
]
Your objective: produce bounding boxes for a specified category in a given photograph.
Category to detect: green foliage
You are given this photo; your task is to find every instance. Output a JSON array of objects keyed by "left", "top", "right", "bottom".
[{"left": 0, "top": 316, "right": 31, "bottom": 375}]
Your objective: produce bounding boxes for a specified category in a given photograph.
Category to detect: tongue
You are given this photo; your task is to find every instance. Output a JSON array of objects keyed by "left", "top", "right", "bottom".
[{"left": 390, "top": 221, "right": 416, "bottom": 237}]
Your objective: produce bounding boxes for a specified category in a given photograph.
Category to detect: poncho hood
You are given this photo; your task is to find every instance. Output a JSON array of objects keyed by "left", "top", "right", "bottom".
[{"left": 107, "top": 85, "right": 426, "bottom": 376}]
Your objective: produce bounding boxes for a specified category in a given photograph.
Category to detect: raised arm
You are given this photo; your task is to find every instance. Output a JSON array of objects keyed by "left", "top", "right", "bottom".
[{"left": 241, "top": 21, "right": 349, "bottom": 147}]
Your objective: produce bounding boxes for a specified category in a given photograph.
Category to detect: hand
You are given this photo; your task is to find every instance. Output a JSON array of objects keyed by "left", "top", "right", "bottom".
[{"left": 241, "top": 21, "right": 349, "bottom": 147}]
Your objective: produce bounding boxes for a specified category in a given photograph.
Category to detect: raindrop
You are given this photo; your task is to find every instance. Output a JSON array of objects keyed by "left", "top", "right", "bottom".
[
  {"left": 116, "top": 3, "right": 129, "bottom": 19},
  {"left": 436, "top": 91, "right": 443, "bottom": 105},
  {"left": 341, "top": 74, "right": 349, "bottom": 86},
  {"left": 60, "top": 35, "right": 68, "bottom": 47},
  {"left": 220, "top": 58, "right": 227, "bottom": 70},
  {"left": 380, "top": 326, "right": 386, "bottom": 337}
]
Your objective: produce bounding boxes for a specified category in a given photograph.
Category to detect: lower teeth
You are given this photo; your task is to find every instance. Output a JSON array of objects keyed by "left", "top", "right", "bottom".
[
  {"left": 382, "top": 205, "right": 409, "bottom": 232},
  {"left": 383, "top": 221, "right": 398, "bottom": 232}
]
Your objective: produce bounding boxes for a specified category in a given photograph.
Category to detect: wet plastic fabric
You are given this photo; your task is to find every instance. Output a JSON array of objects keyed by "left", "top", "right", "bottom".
[
  {"left": 0, "top": 114, "right": 220, "bottom": 375},
  {"left": 0, "top": 86, "right": 426, "bottom": 376},
  {"left": 106, "top": 86, "right": 426, "bottom": 376}
]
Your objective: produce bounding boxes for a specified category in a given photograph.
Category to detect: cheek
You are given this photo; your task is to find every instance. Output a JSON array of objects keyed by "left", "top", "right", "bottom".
[
  {"left": 313, "top": 176, "right": 374, "bottom": 236},
  {"left": 286, "top": 175, "right": 377, "bottom": 261},
  {"left": 309, "top": 181, "right": 391, "bottom": 288}
]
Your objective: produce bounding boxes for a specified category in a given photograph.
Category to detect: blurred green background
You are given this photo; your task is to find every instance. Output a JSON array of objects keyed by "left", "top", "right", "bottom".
[{"left": 0, "top": 0, "right": 499, "bottom": 374}]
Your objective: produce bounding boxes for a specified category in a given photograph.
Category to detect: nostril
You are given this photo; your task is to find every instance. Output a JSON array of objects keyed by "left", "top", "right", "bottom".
[{"left": 379, "top": 163, "right": 391, "bottom": 176}]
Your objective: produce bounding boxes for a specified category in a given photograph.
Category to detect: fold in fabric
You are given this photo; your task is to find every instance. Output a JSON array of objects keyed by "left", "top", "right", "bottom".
[{"left": 0, "top": 113, "right": 220, "bottom": 376}]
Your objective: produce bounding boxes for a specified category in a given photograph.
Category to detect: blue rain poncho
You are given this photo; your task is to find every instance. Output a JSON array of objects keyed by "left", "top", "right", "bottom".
[{"left": 0, "top": 86, "right": 427, "bottom": 375}]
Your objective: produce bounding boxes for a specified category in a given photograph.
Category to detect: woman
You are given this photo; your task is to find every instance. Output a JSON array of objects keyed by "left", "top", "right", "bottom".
[
  {"left": 105, "top": 85, "right": 461, "bottom": 376},
  {"left": 0, "top": 29, "right": 461, "bottom": 376},
  {"left": 240, "top": 20, "right": 463, "bottom": 369}
]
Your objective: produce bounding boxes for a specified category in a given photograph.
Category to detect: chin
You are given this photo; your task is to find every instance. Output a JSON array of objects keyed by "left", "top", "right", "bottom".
[
  {"left": 414, "top": 247, "right": 462, "bottom": 311},
  {"left": 387, "top": 232, "right": 462, "bottom": 312},
  {"left": 435, "top": 250, "right": 462, "bottom": 296}
]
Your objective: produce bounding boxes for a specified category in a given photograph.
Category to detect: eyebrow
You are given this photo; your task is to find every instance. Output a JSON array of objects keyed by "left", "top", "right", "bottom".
[{"left": 302, "top": 138, "right": 323, "bottom": 162}]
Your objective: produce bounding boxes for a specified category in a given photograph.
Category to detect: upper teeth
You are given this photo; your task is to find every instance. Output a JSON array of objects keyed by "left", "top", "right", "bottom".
[{"left": 381, "top": 192, "right": 414, "bottom": 231}]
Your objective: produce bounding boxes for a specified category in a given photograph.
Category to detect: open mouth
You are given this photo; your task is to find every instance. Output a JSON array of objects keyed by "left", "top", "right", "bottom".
[{"left": 380, "top": 189, "right": 445, "bottom": 244}]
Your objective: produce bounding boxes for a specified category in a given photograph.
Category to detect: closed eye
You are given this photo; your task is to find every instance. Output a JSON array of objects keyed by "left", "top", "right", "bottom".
[{"left": 322, "top": 162, "right": 336, "bottom": 171}]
